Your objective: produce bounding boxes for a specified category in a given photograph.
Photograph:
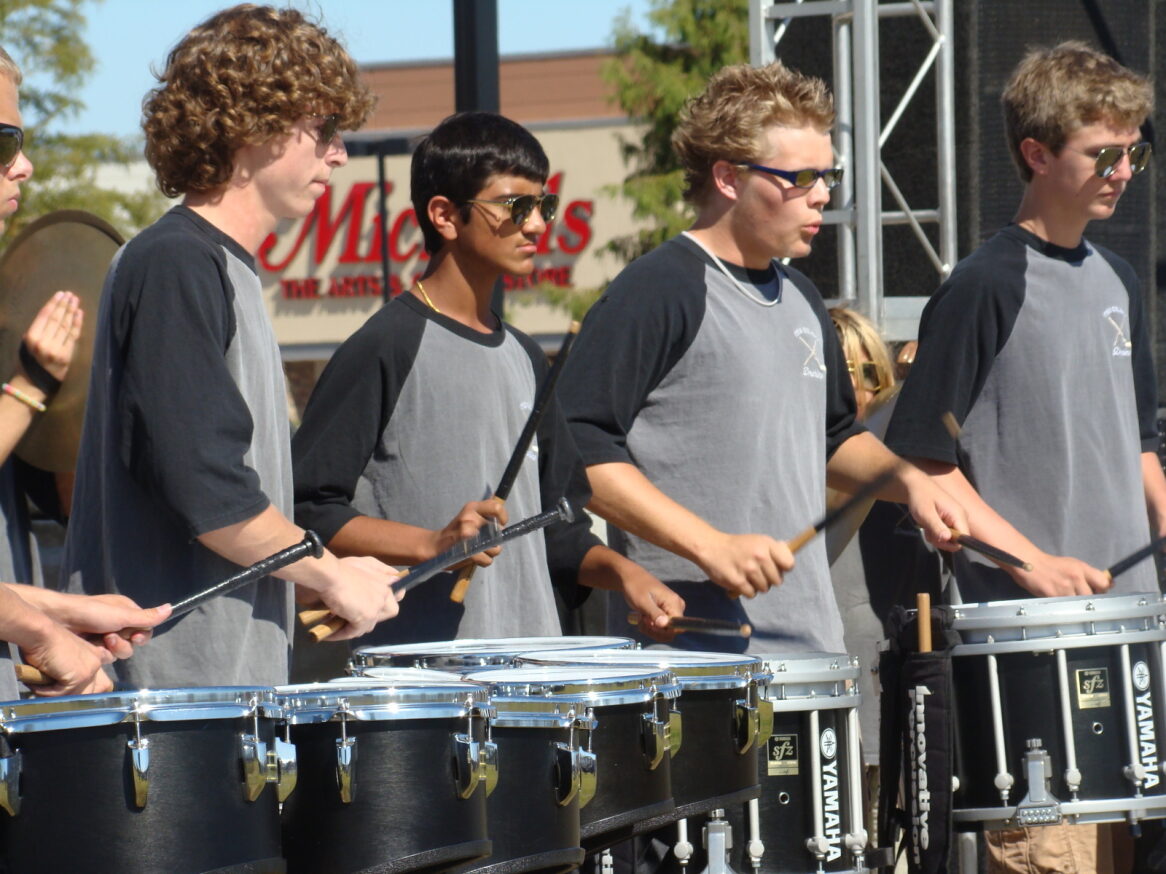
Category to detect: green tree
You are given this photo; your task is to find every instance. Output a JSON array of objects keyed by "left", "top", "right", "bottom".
[
  {"left": 602, "top": 0, "right": 749, "bottom": 263},
  {"left": 2, "top": 0, "right": 167, "bottom": 239}
]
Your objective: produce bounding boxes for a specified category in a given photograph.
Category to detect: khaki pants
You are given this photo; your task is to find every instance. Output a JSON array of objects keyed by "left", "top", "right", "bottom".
[{"left": 985, "top": 823, "right": 1133, "bottom": 874}]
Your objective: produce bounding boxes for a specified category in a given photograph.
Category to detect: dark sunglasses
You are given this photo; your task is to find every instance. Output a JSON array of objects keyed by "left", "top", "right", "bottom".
[
  {"left": 310, "top": 114, "right": 341, "bottom": 144},
  {"left": 464, "top": 193, "right": 560, "bottom": 226},
  {"left": 847, "top": 359, "right": 890, "bottom": 393},
  {"left": 1065, "top": 141, "right": 1152, "bottom": 178},
  {"left": 0, "top": 124, "right": 24, "bottom": 169},
  {"left": 740, "top": 162, "right": 844, "bottom": 190}
]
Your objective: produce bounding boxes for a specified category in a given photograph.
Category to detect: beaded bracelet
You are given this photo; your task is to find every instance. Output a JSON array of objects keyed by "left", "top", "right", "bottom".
[{"left": 2, "top": 382, "right": 47, "bottom": 413}]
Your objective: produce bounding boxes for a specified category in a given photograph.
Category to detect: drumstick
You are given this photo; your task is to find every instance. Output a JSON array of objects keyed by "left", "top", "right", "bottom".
[
  {"left": 303, "top": 499, "right": 576, "bottom": 642},
  {"left": 1105, "top": 533, "right": 1166, "bottom": 580},
  {"left": 627, "top": 611, "right": 752, "bottom": 638},
  {"left": 917, "top": 592, "right": 931, "bottom": 653},
  {"left": 787, "top": 466, "right": 899, "bottom": 553},
  {"left": 948, "top": 529, "right": 1033, "bottom": 571},
  {"left": 450, "top": 321, "right": 581, "bottom": 605},
  {"left": 16, "top": 531, "right": 328, "bottom": 687}
]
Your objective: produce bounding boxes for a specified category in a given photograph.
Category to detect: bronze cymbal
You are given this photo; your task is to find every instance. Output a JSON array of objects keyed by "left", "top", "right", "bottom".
[{"left": 0, "top": 210, "right": 123, "bottom": 472}]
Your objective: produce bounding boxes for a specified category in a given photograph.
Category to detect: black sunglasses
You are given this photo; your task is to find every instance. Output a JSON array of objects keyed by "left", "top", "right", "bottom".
[
  {"left": 310, "top": 114, "right": 341, "bottom": 144},
  {"left": 464, "top": 193, "right": 560, "bottom": 226},
  {"left": 740, "top": 162, "right": 844, "bottom": 190},
  {"left": 0, "top": 124, "right": 24, "bottom": 169}
]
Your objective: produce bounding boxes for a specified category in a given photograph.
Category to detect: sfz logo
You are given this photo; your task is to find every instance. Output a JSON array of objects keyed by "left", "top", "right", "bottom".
[
  {"left": 794, "top": 327, "right": 827, "bottom": 380},
  {"left": 819, "top": 727, "right": 843, "bottom": 862},
  {"left": 767, "top": 733, "right": 799, "bottom": 776},
  {"left": 1103, "top": 306, "right": 1132, "bottom": 358},
  {"left": 1076, "top": 667, "right": 1111, "bottom": 709}
]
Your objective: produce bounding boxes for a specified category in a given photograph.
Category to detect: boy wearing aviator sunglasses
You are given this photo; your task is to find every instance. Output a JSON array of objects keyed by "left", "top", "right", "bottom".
[
  {"left": 886, "top": 41, "right": 1159, "bottom": 873},
  {"left": 60, "top": 6, "right": 403, "bottom": 690},
  {"left": 292, "top": 111, "right": 684, "bottom": 646}
]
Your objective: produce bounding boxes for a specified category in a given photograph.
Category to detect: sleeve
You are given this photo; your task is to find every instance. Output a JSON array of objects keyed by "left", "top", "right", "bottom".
[
  {"left": 787, "top": 267, "right": 865, "bottom": 456},
  {"left": 558, "top": 239, "right": 706, "bottom": 467},
  {"left": 113, "top": 236, "right": 267, "bottom": 538},
  {"left": 510, "top": 328, "right": 602, "bottom": 607},
  {"left": 1097, "top": 246, "right": 1159, "bottom": 451},
  {"left": 884, "top": 240, "right": 1027, "bottom": 464},
  {"left": 293, "top": 305, "right": 422, "bottom": 544}
]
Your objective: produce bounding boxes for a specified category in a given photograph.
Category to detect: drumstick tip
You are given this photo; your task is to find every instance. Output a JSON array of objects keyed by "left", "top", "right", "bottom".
[
  {"left": 740, "top": 623, "right": 752, "bottom": 638},
  {"left": 941, "top": 411, "right": 961, "bottom": 441}
]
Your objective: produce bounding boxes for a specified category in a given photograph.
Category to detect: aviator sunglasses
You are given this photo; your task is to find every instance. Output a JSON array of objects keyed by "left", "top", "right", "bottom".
[
  {"left": 847, "top": 359, "right": 890, "bottom": 394},
  {"left": 0, "top": 124, "right": 24, "bottom": 170},
  {"left": 739, "top": 162, "right": 844, "bottom": 190},
  {"left": 310, "top": 114, "right": 341, "bottom": 144},
  {"left": 464, "top": 193, "right": 560, "bottom": 226},
  {"left": 1064, "top": 141, "right": 1152, "bottom": 179}
]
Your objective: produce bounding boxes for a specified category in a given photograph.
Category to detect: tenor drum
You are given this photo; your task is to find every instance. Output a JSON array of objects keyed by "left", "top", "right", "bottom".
[
  {"left": 0, "top": 687, "right": 286, "bottom": 873},
  {"left": 944, "top": 593, "right": 1166, "bottom": 829},
  {"left": 463, "top": 661, "right": 681, "bottom": 853},
  {"left": 517, "top": 648, "right": 771, "bottom": 820},
  {"left": 350, "top": 636, "right": 634, "bottom": 673},
  {"left": 277, "top": 672, "right": 495, "bottom": 873}
]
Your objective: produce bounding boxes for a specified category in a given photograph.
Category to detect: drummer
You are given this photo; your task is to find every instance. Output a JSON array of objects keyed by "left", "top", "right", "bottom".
[
  {"left": 292, "top": 111, "right": 685, "bottom": 645},
  {"left": 555, "top": 61, "right": 966, "bottom": 657},
  {"left": 0, "top": 45, "right": 169, "bottom": 697},
  {"left": 884, "top": 41, "right": 1158, "bottom": 873},
  {"left": 59, "top": 5, "right": 400, "bottom": 690}
]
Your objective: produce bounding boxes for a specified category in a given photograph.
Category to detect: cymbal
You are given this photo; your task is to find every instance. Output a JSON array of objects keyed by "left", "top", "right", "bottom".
[{"left": 0, "top": 210, "right": 123, "bottom": 472}]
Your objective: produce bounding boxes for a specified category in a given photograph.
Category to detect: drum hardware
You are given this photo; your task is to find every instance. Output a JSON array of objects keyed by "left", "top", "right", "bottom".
[
  {"left": 0, "top": 736, "right": 19, "bottom": 816},
  {"left": 334, "top": 699, "right": 357, "bottom": 803},
  {"left": 450, "top": 319, "right": 581, "bottom": 604},
  {"left": 642, "top": 683, "right": 672, "bottom": 770},
  {"left": 734, "top": 678, "right": 773, "bottom": 755},
  {"left": 701, "top": 809, "right": 736, "bottom": 874},
  {"left": 1012, "top": 739, "right": 1062, "bottom": 827},
  {"left": 128, "top": 705, "right": 150, "bottom": 808},
  {"left": 554, "top": 708, "right": 598, "bottom": 807},
  {"left": 454, "top": 695, "right": 499, "bottom": 799},
  {"left": 745, "top": 798, "right": 763, "bottom": 870},
  {"left": 1055, "top": 649, "right": 1083, "bottom": 797}
]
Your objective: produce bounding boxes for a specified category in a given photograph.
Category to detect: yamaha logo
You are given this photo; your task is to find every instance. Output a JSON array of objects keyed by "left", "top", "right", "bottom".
[
  {"left": 1133, "top": 661, "right": 1151, "bottom": 692},
  {"left": 820, "top": 727, "right": 838, "bottom": 760}
]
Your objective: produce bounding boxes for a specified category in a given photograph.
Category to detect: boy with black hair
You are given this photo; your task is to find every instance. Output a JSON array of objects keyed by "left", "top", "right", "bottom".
[{"left": 293, "top": 111, "right": 684, "bottom": 643}]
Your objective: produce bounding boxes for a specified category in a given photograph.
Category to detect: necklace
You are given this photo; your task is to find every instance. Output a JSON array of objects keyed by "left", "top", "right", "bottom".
[
  {"left": 416, "top": 279, "right": 442, "bottom": 314},
  {"left": 681, "top": 231, "right": 780, "bottom": 307}
]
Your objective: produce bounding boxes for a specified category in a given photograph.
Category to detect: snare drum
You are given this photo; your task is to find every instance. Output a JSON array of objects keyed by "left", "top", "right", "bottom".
[
  {"left": 277, "top": 672, "right": 495, "bottom": 874},
  {"left": 0, "top": 687, "right": 286, "bottom": 873},
  {"left": 464, "top": 661, "right": 681, "bottom": 854},
  {"left": 517, "top": 648, "right": 771, "bottom": 819},
  {"left": 350, "top": 636, "right": 634, "bottom": 672},
  {"left": 944, "top": 593, "right": 1166, "bottom": 829}
]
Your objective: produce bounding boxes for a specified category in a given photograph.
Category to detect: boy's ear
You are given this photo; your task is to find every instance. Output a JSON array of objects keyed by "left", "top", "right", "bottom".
[
  {"left": 427, "top": 195, "right": 462, "bottom": 242},
  {"left": 710, "top": 160, "right": 743, "bottom": 202},
  {"left": 1019, "top": 137, "right": 1049, "bottom": 177}
]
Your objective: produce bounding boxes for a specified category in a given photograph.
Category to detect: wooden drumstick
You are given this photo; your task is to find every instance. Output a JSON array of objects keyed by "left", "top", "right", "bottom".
[
  {"left": 627, "top": 611, "right": 752, "bottom": 638},
  {"left": 917, "top": 592, "right": 932, "bottom": 653},
  {"left": 15, "top": 664, "right": 48, "bottom": 686},
  {"left": 450, "top": 321, "right": 581, "bottom": 604}
]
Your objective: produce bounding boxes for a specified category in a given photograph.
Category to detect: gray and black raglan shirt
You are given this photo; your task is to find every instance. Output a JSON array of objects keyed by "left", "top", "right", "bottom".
[
  {"left": 292, "top": 292, "right": 598, "bottom": 645},
  {"left": 886, "top": 224, "right": 1158, "bottom": 602},
  {"left": 62, "top": 206, "right": 295, "bottom": 687},
  {"left": 559, "top": 234, "right": 864, "bottom": 654}
]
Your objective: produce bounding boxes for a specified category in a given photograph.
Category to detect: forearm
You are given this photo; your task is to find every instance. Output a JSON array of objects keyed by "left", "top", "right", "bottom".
[
  {"left": 826, "top": 431, "right": 915, "bottom": 502},
  {"left": 0, "top": 587, "right": 60, "bottom": 652},
  {"left": 1142, "top": 452, "right": 1166, "bottom": 538},
  {"left": 0, "top": 373, "right": 48, "bottom": 466},
  {"left": 327, "top": 515, "right": 440, "bottom": 565}
]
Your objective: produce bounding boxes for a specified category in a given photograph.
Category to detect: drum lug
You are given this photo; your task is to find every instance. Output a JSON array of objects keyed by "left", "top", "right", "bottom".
[
  {"left": 481, "top": 739, "right": 499, "bottom": 797},
  {"left": 641, "top": 712, "right": 668, "bottom": 770},
  {"left": 553, "top": 742, "right": 579, "bottom": 807},
  {"left": 335, "top": 735, "right": 357, "bottom": 804},
  {"left": 669, "top": 708, "right": 683, "bottom": 756},
  {"left": 240, "top": 733, "right": 269, "bottom": 802},
  {"left": 0, "top": 742, "right": 22, "bottom": 816},
  {"left": 128, "top": 736, "right": 150, "bottom": 809},
  {"left": 270, "top": 737, "right": 298, "bottom": 803},
  {"left": 735, "top": 700, "right": 758, "bottom": 754},
  {"left": 453, "top": 733, "right": 498, "bottom": 799}
]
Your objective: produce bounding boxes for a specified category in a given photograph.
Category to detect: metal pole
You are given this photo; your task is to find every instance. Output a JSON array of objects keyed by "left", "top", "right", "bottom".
[
  {"left": 453, "top": 0, "right": 500, "bottom": 113},
  {"left": 833, "top": 11, "right": 857, "bottom": 303},
  {"left": 852, "top": 0, "right": 882, "bottom": 319},
  {"left": 934, "top": 0, "right": 957, "bottom": 276},
  {"left": 377, "top": 154, "right": 391, "bottom": 305}
]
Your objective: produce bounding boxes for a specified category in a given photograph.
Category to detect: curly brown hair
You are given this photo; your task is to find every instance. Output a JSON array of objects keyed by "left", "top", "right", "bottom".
[
  {"left": 0, "top": 46, "right": 22, "bottom": 87},
  {"left": 673, "top": 62, "right": 834, "bottom": 203},
  {"left": 144, "top": 4, "right": 375, "bottom": 197},
  {"left": 1002, "top": 41, "right": 1152, "bottom": 183}
]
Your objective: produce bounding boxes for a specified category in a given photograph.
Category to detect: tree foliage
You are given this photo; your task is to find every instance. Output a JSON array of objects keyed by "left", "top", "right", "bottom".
[
  {"left": 601, "top": 0, "right": 749, "bottom": 263},
  {"left": 1, "top": 0, "right": 167, "bottom": 240}
]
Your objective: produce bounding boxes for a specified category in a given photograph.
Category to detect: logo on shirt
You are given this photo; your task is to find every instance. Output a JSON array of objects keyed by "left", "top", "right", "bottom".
[
  {"left": 1103, "top": 307, "right": 1132, "bottom": 358},
  {"left": 795, "top": 327, "right": 827, "bottom": 380}
]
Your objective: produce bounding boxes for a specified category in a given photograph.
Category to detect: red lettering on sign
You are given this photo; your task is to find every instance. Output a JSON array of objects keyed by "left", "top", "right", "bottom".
[{"left": 557, "top": 201, "right": 593, "bottom": 255}]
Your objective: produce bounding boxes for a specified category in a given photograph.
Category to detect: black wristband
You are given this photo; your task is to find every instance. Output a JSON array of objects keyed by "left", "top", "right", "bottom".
[{"left": 18, "top": 341, "right": 62, "bottom": 397}]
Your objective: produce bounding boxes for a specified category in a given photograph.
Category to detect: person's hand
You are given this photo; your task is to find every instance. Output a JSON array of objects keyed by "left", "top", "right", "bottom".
[
  {"left": 22, "top": 291, "right": 83, "bottom": 383},
  {"left": 1014, "top": 553, "right": 1111, "bottom": 597},
  {"left": 430, "top": 499, "right": 508, "bottom": 568},
  {"left": 20, "top": 621, "right": 114, "bottom": 697},
  {"left": 56, "top": 594, "right": 172, "bottom": 660},
  {"left": 619, "top": 569, "right": 686, "bottom": 644},
  {"left": 695, "top": 532, "right": 793, "bottom": 599},
  {"left": 902, "top": 469, "right": 966, "bottom": 553},
  {"left": 300, "top": 554, "right": 403, "bottom": 640}
]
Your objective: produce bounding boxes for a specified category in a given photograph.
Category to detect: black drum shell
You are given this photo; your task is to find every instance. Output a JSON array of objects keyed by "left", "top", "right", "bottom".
[
  {"left": 281, "top": 715, "right": 489, "bottom": 874},
  {"left": 669, "top": 686, "right": 761, "bottom": 820},
  {"left": 579, "top": 701, "right": 675, "bottom": 854},
  {"left": 459, "top": 723, "right": 583, "bottom": 874},
  {"left": 952, "top": 641, "right": 1166, "bottom": 817},
  {"left": 0, "top": 717, "right": 283, "bottom": 874}
]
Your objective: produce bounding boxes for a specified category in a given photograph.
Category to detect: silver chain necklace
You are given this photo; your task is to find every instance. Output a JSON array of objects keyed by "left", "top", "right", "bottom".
[{"left": 681, "top": 231, "right": 780, "bottom": 307}]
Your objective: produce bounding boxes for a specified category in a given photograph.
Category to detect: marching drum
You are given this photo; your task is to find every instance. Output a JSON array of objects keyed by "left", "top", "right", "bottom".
[
  {"left": 350, "top": 636, "right": 634, "bottom": 672},
  {"left": 516, "top": 648, "right": 772, "bottom": 819},
  {"left": 277, "top": 672, "right": 496, "bottom": 874},
  {"left": 944, "top": 593, "right": 1166, "bottom": 830},
  {"left": 0, "top": 687, "right": 287, "bottom": 873}
]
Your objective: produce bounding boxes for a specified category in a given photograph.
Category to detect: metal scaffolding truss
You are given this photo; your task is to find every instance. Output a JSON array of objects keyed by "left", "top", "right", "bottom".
[{"left": 749, "top": 0, "right": 956, "bottom": 339}]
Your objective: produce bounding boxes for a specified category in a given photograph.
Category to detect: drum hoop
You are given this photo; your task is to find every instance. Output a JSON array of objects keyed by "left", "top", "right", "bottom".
[
  {"left": 352, "top": 636, "right": 634, "bottom": 664},
  {"left": 952, "top": 627, "right": 1166, "bottom": 656},
  {"left": 464, "top": 665, "right": 684, "bottom": 706},
  {"left": 513, "top": 649, "right": 766, "bottom": 690}
]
